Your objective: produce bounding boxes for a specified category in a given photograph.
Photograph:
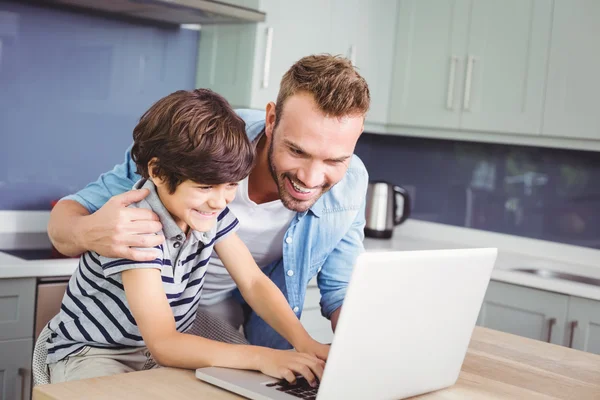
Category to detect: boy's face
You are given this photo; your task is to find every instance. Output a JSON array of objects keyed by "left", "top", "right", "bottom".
[
  {"left": 264, "top": 92, "right": 364, "bottom": 212},
  {"left": 155, "top": 179, "right": 238, "bottom": 233}
]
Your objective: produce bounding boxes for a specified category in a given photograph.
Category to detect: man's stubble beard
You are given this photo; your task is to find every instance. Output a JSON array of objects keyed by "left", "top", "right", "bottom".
[{"left": 267, "top": 129, "right": 330, "bottom": 213}]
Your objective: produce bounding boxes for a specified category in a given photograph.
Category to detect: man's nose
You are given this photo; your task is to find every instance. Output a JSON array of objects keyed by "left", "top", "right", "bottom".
[{"left": 297, "top": 161, "right": 325, "bottom": 189}]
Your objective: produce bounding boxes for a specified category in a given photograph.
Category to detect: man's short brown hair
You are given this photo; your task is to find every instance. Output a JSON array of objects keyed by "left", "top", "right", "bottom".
[
  {"left": 275, "top": 54, "right": 370, "bottom": 126},
  {"left": 131, "top": 89, "right": 254, "bottom": 193}
]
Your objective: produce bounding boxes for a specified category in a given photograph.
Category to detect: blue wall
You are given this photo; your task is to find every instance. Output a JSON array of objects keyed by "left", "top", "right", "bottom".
[{"left": 0, "top": 1, "right": 198, "bottom": 209}]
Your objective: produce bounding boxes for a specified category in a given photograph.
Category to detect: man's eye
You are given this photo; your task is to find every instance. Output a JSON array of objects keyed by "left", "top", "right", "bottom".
[
  {"left": 198, "top": 186, "right": 212, "bottom": 190},
  {"left": 291, "top": 148, "right": 303, "bottom": 155}
]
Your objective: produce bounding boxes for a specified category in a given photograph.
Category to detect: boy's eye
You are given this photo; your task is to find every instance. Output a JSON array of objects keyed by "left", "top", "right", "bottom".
[
  {"left": 228, "top": 183, "right": 239, "bottom": 188},
  {"left": 197, "top": 186, "right": 212, "bottom": 190},
  {"left": 291, "top": 148, "right": 303, "bottom": 155}
]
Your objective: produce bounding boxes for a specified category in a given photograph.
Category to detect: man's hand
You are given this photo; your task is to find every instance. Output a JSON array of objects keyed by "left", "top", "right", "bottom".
[
  {"left": 256, "top": 348, "right": 325, "bottom": 387},
  {"left": 79, "top": 189, "right": 165, "bottom": 261}
]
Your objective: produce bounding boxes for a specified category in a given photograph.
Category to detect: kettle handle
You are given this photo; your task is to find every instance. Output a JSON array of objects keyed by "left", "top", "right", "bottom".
[{"left": 393, "top": 186, "right": 411, "bottom": 225}]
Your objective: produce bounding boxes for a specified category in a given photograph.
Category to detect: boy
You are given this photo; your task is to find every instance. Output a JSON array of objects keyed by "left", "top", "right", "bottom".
[{"left": 46, "top": 89, "right": 328, "bottom": 385}]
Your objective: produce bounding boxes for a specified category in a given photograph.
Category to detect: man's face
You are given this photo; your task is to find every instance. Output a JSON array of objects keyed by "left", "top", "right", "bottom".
[{"left": 265, "top": 92, "right": 364, "bottom": 212}]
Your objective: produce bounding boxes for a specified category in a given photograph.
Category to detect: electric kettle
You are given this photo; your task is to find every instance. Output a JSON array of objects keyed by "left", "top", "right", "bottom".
[{"left": 364, "top": 181, "right": 411, "bottom": 239}]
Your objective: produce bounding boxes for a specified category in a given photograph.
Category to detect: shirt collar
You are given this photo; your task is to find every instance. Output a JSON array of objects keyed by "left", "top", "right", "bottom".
[{"left": 135, "top": 179, "right": 185, "bottom": 240}]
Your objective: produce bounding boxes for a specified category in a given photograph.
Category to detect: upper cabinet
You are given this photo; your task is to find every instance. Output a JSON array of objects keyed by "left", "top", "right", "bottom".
[
  {"left": 196, "top": 1, "right": 600, "bottom": 150},
  {"left": 196, "top": 0, "right": 398, "bottom": 124},
  {"left": 388, "top": 0, "right": 553, "bottom": 135},
  {"left": 542, "top": 0, "right": 600, "bottom": 140},
  {"left": 330, "top": 0, "right": 398, "bottom": 124},
  {"left": 197, "top": 0, "right": 333, "bottom": 111}
]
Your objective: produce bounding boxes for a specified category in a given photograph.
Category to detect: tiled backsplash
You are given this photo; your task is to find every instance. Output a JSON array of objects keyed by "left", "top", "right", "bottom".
[
  {"left": 355, "top": 133, "right": 600, "bottom": 250},
  {"left": 0, "top": 1, "right": 198, "bottom": 209}
]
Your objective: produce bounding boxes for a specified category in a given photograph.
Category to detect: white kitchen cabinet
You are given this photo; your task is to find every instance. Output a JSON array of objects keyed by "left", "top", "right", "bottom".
[
  {"left": 388, "top": 0, "right": 553, "bottom": 135},
  {"left": 0, "top": 278, "right": 35, "bottom": 400},
  {"left": 477, "top": 280, "right": 569, "bottom": 345},
  {"left": 196, "top": 1, "right": 397, "bottom": 124},
  {"left": 330, "top": 0, "right": 398, "bottom": 124},
  {"left": 0, "top": 339, "right": 32, "bottom": 400},
  {"left": 542, "top": 0, "right": 600, "bottom": 140},
  {"left": 567, "top": 296, "right": 600, "bottom": 355},
  {"left": 388, "top": 0, "right": 469, "bottom": 130},
  {"left": 196, "top": 0, "right": 332, "bottom": 111}
]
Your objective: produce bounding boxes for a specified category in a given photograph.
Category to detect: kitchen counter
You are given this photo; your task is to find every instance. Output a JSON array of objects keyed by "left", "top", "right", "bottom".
[
  {"left": 32, "top": 326, "right": 600, "bottom": 400},
  {"left": 3, "top": 219, "right": 600, "bottom": 300}
]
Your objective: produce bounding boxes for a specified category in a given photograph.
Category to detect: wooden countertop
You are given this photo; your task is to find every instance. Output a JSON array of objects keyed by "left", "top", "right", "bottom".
[{"left": 33, "top": 327, "right": 600, "bottom": 400}]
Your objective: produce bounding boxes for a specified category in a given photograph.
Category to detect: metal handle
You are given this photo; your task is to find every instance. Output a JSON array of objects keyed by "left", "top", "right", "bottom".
[
  {"left": 446, "top": 56, "right": 458, "bottom": 109},
  {"left": 463, "top": 55, "right": 476, "bottom": 111},
  {"left": 18, "top": 368, "right": 28, "bottom": 400},
  {"left": 261, "top": 27, "right": 274, "bottom": 89},
  {"left": 546, "top": 318, "right": 556, "bottom": 343},
  {"left": 568, "top": 321, "right": 578, "bottom": 348},
  {"left": 348, "top": 44, "right": 357, "bottom": 65}
]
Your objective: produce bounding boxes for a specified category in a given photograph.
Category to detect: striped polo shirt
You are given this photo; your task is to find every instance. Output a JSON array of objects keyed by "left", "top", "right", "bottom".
[{"left": 46, "top": 178, "right": 239, "bottom": 364}]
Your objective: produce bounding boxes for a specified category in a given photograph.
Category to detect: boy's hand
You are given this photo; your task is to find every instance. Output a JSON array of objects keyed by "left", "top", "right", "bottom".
[
  {"left": 295, "top": 338, "right": 330, "bottom": 362},
  {"left": 256, "top": 348, "right": 325, "bottom": 387}
]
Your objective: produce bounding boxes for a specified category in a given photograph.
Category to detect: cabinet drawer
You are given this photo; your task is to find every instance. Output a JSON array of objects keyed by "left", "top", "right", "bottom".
[{"left": 0, "top": 278, "right": 36, "bottom": 340}]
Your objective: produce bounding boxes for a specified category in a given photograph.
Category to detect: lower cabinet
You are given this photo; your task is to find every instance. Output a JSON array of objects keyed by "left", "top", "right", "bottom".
[
  {"left": 300, "top": 287, "right": 333, "bottom": 345},
  {"left": 477, "top": 280, "right": 600, "bottom": 355},
  {"left": 568, "top": 296, "right": 600, "bottom": 355},
  {"left": 0, "top": 339, "right": 32, "bottom": 400}
]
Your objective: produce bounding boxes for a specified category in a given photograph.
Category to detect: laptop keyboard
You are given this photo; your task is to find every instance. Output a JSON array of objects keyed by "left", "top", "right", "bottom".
[{"left": 266, "top": 377, "right": 319, "bottom": 399}]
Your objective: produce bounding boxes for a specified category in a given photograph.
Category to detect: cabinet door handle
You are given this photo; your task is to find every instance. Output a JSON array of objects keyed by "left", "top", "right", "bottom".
[
  {"left": 568, "top": 321, "right": 578, "bottom": 348},
  {"left": 0, "top": 39, "right": 3, "bottom": 74},
  {"left": 446, "top": 55, "right": 458, "bottom": 110},
  {"left": 18, "top": 368, "right": 29, "bottom": 400},
  {"left": 261, "top": 27, "right": 274, "bottom": 89},
  {"left": 463, "top": 55, "right": 476, "bottom": 111},
  {"left": 546, "top": 318, "right": 556, "bottom": 343}
]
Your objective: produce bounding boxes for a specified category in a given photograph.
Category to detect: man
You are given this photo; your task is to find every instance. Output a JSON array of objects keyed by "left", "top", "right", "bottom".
[{"left": 48, "top": 54, "right": 370, "bottom": 349}]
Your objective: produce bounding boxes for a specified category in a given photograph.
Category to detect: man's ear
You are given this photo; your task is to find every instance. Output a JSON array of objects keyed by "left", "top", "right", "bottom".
[{"left": 264, "top": 101, "right": 277, "bottom": 139}]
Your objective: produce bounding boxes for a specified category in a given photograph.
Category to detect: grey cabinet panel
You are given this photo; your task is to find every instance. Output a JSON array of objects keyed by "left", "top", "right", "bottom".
[
  {"left": 567, "top": 296, "right": 600, "bottom": 355},
  {"left": 0, "top": 279, "right": 35, "bottom": 341},
  {"left": 0, "top": 338, "right": 32, "bottom": 400},
  {"left": 477, "top": 281, "right": 569, "bottom": 345}
]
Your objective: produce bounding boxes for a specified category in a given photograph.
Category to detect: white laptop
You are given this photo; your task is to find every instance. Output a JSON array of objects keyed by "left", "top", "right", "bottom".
[{"left": 195, "top": 248, "right": 497, "bottom": 400}]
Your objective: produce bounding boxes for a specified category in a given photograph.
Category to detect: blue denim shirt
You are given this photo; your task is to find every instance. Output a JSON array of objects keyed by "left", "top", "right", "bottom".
[{"left": 63, "top": 109, "right": 369, "bottom": 349}]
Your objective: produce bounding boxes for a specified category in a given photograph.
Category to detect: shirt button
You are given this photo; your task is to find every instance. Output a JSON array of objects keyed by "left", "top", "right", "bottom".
[
  {"left": 293, "top": 306, "right": 299, "bottom": 313},
  {"left": 173, "top": 242, "right": 181, "bottom": 248},
  {"left": 175, "top": 234, "right": 183, "bottom": 241},
  {"left": 287, "top": 270, "right": 294, "bottom": 277},
  {"left": 285, "top": 237, "right": 292, "bottom": 244}
]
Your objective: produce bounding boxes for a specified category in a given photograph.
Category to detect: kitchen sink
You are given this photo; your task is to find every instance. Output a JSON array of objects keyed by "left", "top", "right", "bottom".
[{"left": 512, "top": 268, "right": 600, "bottom": 287}]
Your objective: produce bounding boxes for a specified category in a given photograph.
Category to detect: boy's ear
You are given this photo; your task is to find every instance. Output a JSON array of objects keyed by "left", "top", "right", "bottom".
[{"left": 148, "top": 158, "right": 165, "bottom": 186}]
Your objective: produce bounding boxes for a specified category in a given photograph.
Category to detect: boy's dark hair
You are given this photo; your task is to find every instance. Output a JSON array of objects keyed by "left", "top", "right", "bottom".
[{"left": 131, "top": 89, "right": 254, "bottom": 193}]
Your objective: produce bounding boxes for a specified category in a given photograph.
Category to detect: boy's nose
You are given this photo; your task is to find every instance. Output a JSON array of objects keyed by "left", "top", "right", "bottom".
[{"left": 208, "top": 193, "right": 227, "bottom": 210}]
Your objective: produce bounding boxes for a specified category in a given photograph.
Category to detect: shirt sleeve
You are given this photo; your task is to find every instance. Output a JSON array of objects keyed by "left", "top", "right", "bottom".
[
  {"left": 97, "top": 245, "right": 164, "bottom": 278},
  {"left": 213, "top": 207, "right": 240, "bottom": 244},
  {"left": 61, "top": 143, "right": 140, "bottom": 213}
]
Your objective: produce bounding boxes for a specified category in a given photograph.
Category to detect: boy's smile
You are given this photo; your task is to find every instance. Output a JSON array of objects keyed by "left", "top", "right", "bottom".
[{"left": 153, "top": 179, "right": 238, "bottom": 234}]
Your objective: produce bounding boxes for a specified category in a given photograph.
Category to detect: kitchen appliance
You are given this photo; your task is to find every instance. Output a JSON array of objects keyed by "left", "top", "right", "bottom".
[
  {"left": 35, "top": 276, "right": 69, "bottom": 340},
  {"left": 364, "top": 181, "right": 411, "bottom": 239}
]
